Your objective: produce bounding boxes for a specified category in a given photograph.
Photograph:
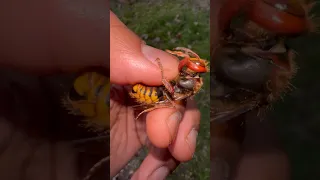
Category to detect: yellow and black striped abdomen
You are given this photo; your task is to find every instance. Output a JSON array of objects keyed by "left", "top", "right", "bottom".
[{"left": 129, "top": 84, "right": 164, "bottom": 104}]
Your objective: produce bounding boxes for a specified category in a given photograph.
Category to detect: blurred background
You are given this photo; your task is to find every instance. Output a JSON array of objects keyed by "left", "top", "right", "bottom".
[
  {"left": 254, "top": 1, "right": 320, "bottom": 179},
  {"left": 271, "top": 9, "right": 320, "bottom": 180},
  {"left": 211, "top": 0, "right": 320, "bottom": 180},
  {"left": 110, "top": 0, "right": 210, "bottom": 179},
  {"left": 0, "top": 69, "right": 109, "bottom": 180}
]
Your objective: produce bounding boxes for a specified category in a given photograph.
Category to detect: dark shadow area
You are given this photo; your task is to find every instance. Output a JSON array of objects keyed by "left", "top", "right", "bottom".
[{"left": 0, "top": 69, "right": 109, "bottom": 180}]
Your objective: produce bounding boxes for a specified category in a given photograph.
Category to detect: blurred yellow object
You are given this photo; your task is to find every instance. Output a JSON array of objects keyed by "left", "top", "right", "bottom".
[{"left": 61, "top": 72, "right": 110, "bottom": 132}]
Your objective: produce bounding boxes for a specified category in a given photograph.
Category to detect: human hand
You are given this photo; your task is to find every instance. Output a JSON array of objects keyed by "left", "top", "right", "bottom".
[{"left": 110, "top": 11, "right": 201, "bottom": 179}]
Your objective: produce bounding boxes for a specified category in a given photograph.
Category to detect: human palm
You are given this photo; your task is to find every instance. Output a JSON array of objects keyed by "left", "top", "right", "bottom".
[{"left": 110, "top": 84, "right": 146, "bottom": 177}]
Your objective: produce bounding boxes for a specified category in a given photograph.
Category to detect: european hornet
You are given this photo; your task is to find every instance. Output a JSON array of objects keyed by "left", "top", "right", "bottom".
[
  {"left": 129, "top": 47, "right": 209, "bottom": 120},
  {"left": 61, "top": 71, "right": 110, "bottom": 132},
  {"left": 211, "top": 0, "right": 319, "bottom": 122}
]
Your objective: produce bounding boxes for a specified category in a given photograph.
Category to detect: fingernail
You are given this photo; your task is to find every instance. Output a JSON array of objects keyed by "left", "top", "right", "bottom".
[
  {"left": 187, "top": 128, "right": 198, "bottom": 156},
  {"left": 150, "top": 166, "right": 170, "bottom": 180},
  {"left": 167, "top": 111, "right": 182, "bottom": 143},
  {"left": 141, "top": 44, "right": 164, "bottom": 64}
]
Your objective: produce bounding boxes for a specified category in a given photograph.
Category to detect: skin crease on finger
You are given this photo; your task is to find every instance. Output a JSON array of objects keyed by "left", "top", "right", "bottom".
[
  {"left": 110, "top": 11, "right": 179, "bottom": 86},
  {"left": 0, "top": 0, "right": 108, "bottom": 73}
]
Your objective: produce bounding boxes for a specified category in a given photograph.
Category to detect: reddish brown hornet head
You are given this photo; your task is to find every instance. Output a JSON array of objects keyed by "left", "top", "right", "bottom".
[
  {"left": 219, "top": 0, "right": 317, "bottom": 36},
  {"left": 166, "top": 47, "right": 209, "bottom": 74},
  {"left": 247, "top": 0, "right": 311, "bottom": 35},
  {"left": 178, "top": 58, "right": 208, "bottom": 73}
]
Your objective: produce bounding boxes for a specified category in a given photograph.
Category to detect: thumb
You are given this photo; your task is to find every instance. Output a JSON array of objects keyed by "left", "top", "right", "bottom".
[{"left": 110, "top": 11, "right": 179, "bottom": 86}]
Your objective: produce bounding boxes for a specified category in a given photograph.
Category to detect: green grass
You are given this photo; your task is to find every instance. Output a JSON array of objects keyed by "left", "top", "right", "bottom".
[{"left": 111, "top": 0, "right": 210, "bottom": 179}]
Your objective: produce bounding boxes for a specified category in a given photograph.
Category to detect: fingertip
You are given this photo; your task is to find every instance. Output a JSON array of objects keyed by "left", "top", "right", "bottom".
[
  {"left": 110, "top": 12, "right": 179, "bottom": 86},
  {"left": 146, "top": 108, "right": 180, "bottom": 148},
  {"left": 141, "top": 44, "right": 179, "bottom": 83},
  {"left": 169, "top": 100, "right": 201, "bottom": 162},
  {"left": 111, "top": 43, "right": 179, "bottom": 86},
  {"left": 169, "top": 128, "right": 198, "bottom": 162}
]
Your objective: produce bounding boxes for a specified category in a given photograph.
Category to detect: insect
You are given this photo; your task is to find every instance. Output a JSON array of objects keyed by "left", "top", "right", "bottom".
[
  {"left": 129, "top": 47, "right": 209, "bottom": 120},
  {"left": 61, "top": 71, "right": 110, "bottom": 132},
  {"left": 218, "top": 0, "right": 318, "bottom": 37},
  {"left": 210, "top": 0, "right": 319, "bottom": 122}
]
